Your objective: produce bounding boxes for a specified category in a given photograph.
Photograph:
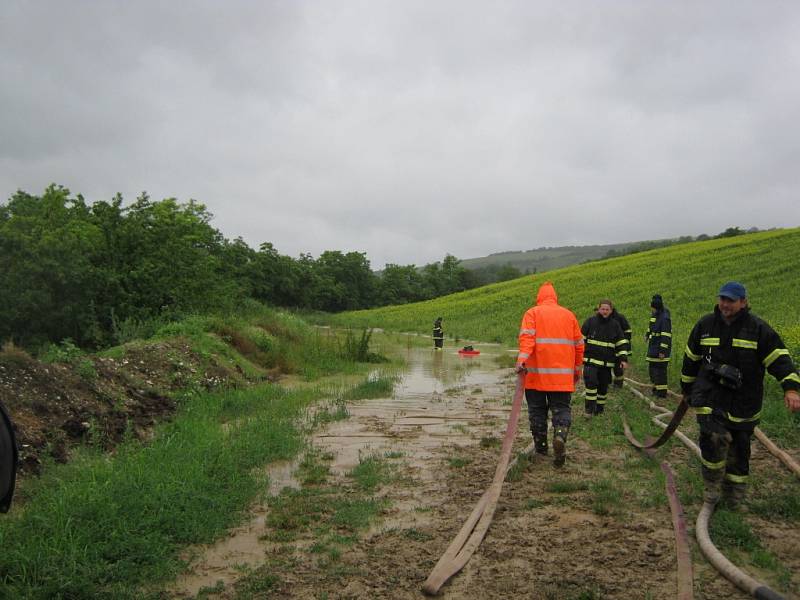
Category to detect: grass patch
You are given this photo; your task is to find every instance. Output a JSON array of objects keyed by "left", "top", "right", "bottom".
[
  {"left": 0, "top": 383, "right": 311, "bottom": 599},
  {"left": 313, "top": 399, "right": 350, "bottom": 426},
  {"left": 404, "top": 528, "right": 433, "bottom": 541},
  {"left": 448, "top": 456, "right": 472, "bottom": 468},
  {"left": 749, "top": 489, "right": 800, "bottom": 522},
  {"left": 546, "top": 479, "right": 591, "bottom": 494},
  {"left": 710, "top": 509, "right": 793, "bottom": 588},
  {"left": 591, "top": 478, "right": 623, "bottom": 516},
  {"left": 343, "top": 372, "right": 398, "bottom": 400},
  {"left": 349, "top": 453, "right": 394, "bottom": 492}
]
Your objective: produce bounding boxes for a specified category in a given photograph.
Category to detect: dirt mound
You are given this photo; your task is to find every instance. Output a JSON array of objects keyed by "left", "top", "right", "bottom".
[{"left": 0, "top": 338, "right": 253, "bottom": 475}]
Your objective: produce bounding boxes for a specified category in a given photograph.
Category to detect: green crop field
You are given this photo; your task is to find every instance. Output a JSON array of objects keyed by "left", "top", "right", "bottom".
[{"left": 330, "top": 228, "right": 800, "bottom": 387}]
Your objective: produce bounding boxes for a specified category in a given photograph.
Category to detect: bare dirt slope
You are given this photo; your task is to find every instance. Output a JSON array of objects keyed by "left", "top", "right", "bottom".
[{"left": 171, "top": 347, "right": 799, "bottom": 600}]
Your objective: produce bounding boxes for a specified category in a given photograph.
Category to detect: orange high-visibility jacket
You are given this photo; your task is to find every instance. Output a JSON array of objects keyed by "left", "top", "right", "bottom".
[{"left": 516, "top": 282, "right": 584, "bottom": 392}]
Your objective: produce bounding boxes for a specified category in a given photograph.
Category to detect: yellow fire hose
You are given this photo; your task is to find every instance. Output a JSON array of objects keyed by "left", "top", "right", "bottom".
[{"left": 422, "top": 372, "right": 527, "bottom": 595}]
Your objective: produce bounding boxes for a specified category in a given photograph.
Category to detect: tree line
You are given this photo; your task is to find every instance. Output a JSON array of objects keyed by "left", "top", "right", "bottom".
[{"left": 1, "top": 185, "right": 506, "bottom": 350}]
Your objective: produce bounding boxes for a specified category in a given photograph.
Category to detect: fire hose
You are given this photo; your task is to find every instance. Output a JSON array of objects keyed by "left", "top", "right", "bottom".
[
  {"left": 622, "top": 387, "right": 694, "bottom": 600},
  {"left": 624, "top": 379, "right": 787, "bottom": 600},
  {"left": 422, "top": 372, "right": 527, "bottom": 595},
  {"left": 624, "top": 377, "right": 800, "bottom": 479}
]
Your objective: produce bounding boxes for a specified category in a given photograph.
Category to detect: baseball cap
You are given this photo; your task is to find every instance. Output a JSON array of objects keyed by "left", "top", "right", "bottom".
[{"left": 718, "top": 281, "right": 747, "bottom": 300}]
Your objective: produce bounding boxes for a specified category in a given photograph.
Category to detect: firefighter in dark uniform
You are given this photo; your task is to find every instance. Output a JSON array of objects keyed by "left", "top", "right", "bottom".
[
  {"left": 581, "top": 300, "right": 628, "bottom": 415},
  {"left": 646, "top": 294, "right": 672, "bottom": 398},
  {"left": 610, "top": 306, "right": 632, "bottom": 387},
  {"left": 433, "top": 317, "right": 444, "bottom": 350},
  {"left": 681, "top": 281, "right": 800, "bottom": 506}
]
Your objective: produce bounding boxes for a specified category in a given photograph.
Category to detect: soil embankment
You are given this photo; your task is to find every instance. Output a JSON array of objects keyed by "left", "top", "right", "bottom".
[{"left": 0, "top": 339, "right": 249, "bottom": 476}]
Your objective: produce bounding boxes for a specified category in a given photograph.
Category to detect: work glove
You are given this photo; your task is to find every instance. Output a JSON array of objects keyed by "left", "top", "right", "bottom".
[{"left": 515, "top": 363, "right": 526, "bottom": 374}]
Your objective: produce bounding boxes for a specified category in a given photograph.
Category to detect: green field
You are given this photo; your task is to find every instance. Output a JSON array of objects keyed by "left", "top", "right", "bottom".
[{"left": 330, "top": 227, "right": 800, "bottom": 387}]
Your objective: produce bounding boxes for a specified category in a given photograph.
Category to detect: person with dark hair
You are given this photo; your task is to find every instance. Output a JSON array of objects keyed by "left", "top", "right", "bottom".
[
  {"left": 609, "top": 305, "right": 632, "bottom": 387},
  {"left": 681, "top": 281, "right": 800, "bottom": 507},
  {"left": 581, "top": 299, "right": 628, "bottom": 415},
  {"left": 515, "top": 281, "right": 584, "bottom": 467},
  {"left": 433, "top": 317, "right": 444, "bottom": 350},
  {"left": 646, "top": 294, "right": 672, "bottom": 398}
]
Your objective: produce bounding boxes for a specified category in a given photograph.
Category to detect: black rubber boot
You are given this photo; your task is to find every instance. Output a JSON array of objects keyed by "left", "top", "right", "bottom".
[
  {"left": 584, "top": 400, "right": 596, "bottom": 416},
  {"left": 721, "top": 481, "right": 746, "bottom": 510},
  {"left": 552, "top": 427, "right": 568, "bottom": 468},
  {"left": 594, "top": 403, "right": 605, "bottom": 416}
]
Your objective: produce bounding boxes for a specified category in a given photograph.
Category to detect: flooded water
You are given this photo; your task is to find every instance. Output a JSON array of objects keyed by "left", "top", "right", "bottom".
[
  {"left": 313, "top": 344, "right": 515, "bottom": 475},
  {"left": 171, "top": 340, "right": 518, "bottom": 597}
]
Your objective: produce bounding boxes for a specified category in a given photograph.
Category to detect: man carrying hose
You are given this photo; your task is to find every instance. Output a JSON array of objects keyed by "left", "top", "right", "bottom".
[
  {"left": 515, "top": 281, "right": 584, "bottom": 467},
  {"left": 681, "top": 281, "right": 800, "bottom": 507}
]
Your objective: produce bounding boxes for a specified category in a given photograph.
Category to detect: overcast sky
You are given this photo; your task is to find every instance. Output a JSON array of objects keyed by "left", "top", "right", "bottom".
[{"left": 2, "top": 2, "right": 799, "bottom": 268}]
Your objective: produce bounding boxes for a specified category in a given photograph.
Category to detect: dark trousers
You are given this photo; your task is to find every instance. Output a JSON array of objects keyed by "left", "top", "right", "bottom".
[
  {"left": 648, "top": 362, "right": 668, "bottom": 398},
  {"left": 583, "top": 364, "right": 612, "bottom": 414},
  {"left": 434, "top": 337, "right": 443, "bottom": 349},
  {"left": 698, "top": 416, "right": 752, "bottom": 497},
  {"left": 525, "top": 389, "right": 571, "bottom": 452}
]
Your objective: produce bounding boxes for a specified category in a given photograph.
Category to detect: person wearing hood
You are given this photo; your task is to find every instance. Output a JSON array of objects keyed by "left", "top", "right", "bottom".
[
  {"left": 581, "top": 300, "right": 628, "bottom": 415},
  {"left": 432, "top": 317, "right": 444, "bottom": 350},
  {"left": 515, "top": 281, "right": 584, "bottom": 467},
  {"left": 646, "top": 294, "right": 672, "bottom": 398},
  {"left": 680, "top": 281, "right": 800, "bottom": 507},
  {"left": 609, "top": 305, "right": 632, "bottom": 387}
]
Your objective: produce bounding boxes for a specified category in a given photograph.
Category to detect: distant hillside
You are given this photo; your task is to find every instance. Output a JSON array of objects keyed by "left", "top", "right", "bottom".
[{"left": 460, "top": 242, "right": 636, "bottom": 273}]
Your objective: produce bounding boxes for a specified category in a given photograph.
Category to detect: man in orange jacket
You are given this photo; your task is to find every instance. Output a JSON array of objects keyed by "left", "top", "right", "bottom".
[{"left": 515, "top": 281, "right": 585, "bottom": 467}]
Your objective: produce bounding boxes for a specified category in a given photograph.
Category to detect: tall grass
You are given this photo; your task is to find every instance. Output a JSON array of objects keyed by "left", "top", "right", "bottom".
[{"left": 0, "top": 383, "right": 312, "bottom": 599}]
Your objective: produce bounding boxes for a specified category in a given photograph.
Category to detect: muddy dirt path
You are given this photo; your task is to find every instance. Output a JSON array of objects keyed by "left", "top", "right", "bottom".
[{"left": 169, "top": 342, "right": 799, "bottom": 600}]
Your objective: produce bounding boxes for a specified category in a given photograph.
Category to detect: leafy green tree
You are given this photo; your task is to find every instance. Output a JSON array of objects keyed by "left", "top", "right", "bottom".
[
  {"left": 495, "top": 263, "right": 523, "bottom": 282},
  {"left": 311, "top": 251, "right": 377, "bottom": 311},
  {"left": 0, "top": 185, "right": 106, "bottom": 347},
  {"left": 377, "top": 264, "right": 426, "bottom": 305}
]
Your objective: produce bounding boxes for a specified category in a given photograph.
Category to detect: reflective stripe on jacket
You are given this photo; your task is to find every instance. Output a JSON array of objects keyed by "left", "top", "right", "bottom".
[
  {"left": 582, "top": 314, "right": 626, "bottom": 368},
  {"left": 517, "top": 282, "right": 584, "bottom": 392},
  {"left": 646, "top": 307, "right": 672, "bottom": 361}
]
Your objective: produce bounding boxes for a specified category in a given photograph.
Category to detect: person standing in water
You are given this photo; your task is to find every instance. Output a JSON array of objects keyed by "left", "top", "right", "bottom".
[{"left": 433, "top": 317, "right": 444, "bottom": 350}]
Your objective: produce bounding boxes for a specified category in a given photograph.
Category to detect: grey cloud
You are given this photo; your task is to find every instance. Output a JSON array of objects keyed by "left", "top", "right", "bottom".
[{"left": 2, "top": 1, "right": 799, "bottom": 268}]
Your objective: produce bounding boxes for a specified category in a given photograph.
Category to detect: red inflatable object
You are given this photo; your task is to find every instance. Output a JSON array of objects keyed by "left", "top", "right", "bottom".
[{"left": 458, "top": 349, "right": 480, "bottom": 356}]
